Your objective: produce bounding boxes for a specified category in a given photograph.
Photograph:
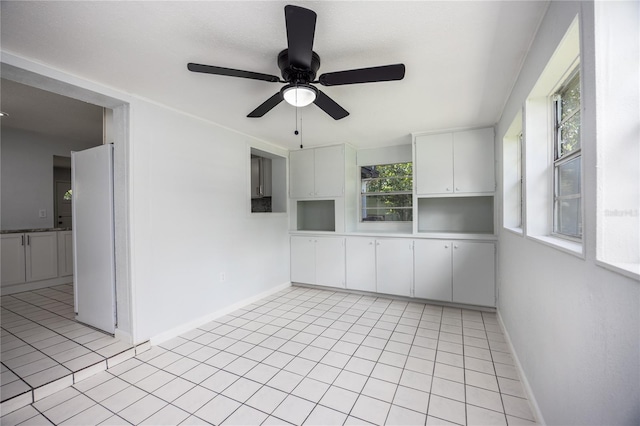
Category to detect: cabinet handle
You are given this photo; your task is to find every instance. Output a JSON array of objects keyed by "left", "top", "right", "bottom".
[
  {"left": 455, "top": 187, "right": 460, "bottom": 191},
  {"left": 368, "top": 242, "right": 373, "bottom": 245},
  {"left": 446, "top": 187, "right": 451, "bottom": 192},
  {"left": 444, "top": 245, "right": 448, "bottom": 249},
  {"left": 454, "top": 245, "right": 458, "bottom": 249},
  {"left": 21, "top": 235, "right": 24, "bottom": 246},
  {"left": 27, "top": 235, "right": 30, "bottom": 245}
]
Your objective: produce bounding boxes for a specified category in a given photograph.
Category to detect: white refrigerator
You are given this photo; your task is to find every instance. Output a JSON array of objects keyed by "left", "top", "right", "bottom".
[{"left": 71, "top": 144, "right": 116, "bottom": 334}]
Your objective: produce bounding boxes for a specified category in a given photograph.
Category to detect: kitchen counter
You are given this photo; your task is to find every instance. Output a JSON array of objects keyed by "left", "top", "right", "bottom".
[{"left": 0, "top": 228, "right": 72, "bottom": 234}]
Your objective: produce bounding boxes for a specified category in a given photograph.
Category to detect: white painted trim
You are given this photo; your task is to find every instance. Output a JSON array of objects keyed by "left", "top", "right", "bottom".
[
  {"left": 114, "top": 329, "right": 133, "bottom": 345},
  {"left": 149, "top": 282, "right": 292, "bottom": 345},
  {"left": 496, "top": 310, "right": 546, "bottom": 426}
]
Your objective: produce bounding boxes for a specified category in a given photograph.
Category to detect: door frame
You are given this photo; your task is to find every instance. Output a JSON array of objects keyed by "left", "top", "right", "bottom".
[{"left": 1, "top": 59, "right": 135, "bottom": 344}]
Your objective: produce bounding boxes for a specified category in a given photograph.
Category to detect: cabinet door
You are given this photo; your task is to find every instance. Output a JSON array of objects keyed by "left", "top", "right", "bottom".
[
  {"left": 452, "top": 242, "right": 495, "bottom": 306},
  {"left": 415, "top": 133, "right": 454, "bottom": 195},
  {"left": 57, "top": 231, "right": 74, "bottom": 277},
  {"left": 1, "top": 234, "right": 26, "bottom": 286},
  {"left": 414, "top": 240, "right": 452, "bottom": 302},
  {"left": 453, "top": 128, "right": 495, "bottom": 193},
  {"left": 314, "top": 145, "right": 344, "bottom": 197},
  {"left": 26, "top": 232, "right": 58, "bottom": 282},
  {"left": 251, "top": 157, "right": 261, "bottom": 199},
  {"left": 291, "top": 236, "right": 316, "bottom": 284},
  {"left": 290, "top": 149, "right": 315, "bottom": 198},
  {"left": 315, "top": 237, "right": 345, "bottom": 288},
  {"left": 346, "top": 238, "right": 377, "bottom": 292},
  {"left": 376, "top": 239, "right": 414, "bottom": 297}
]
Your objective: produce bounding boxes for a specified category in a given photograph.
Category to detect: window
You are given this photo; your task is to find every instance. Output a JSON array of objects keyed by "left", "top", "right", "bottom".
[
  {"left": 502, "top": 110, "right": 524, "bottom": 232},
  {"left": 553, "top": 70, "right": 582, "bottom": 239},
  {"left": 361, "top": 162, "right": 412, "bottom": 222}
]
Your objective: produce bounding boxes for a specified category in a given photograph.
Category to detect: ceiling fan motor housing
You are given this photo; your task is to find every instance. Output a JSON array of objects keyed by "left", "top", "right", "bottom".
[{"left": 278, "top": 49, "right": 321, "bottom": 84}]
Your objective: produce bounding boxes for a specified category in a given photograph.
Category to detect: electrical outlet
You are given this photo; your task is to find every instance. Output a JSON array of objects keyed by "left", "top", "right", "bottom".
[
  {"left": 39, "top": 209, "right": 46, "bottom": 218},
  {"left": 219, "top": 272, "right": 226, "bottom": 283}
]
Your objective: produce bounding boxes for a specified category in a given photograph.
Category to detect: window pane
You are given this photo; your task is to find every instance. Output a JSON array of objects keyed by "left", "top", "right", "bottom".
[
  {"left": 557, "top": 157, "right": 581, "bottom": 196},
  {"left": 361, "top": 163, "right": 412, "bottom": 179},
  {"left": 362, "top": 208, "right": 413, "bottom": 222},
  {"left": 560, "top": 74, "right": 580, "bottom": 121},
  {"left": 556, "top": 197, "right": 582, "bottom": 237},
  {"left": 362, "top": 178, "right": 412, "bottom": 193},
  {"left": 362, "top": 194, "right": 413, "bottom": 208},
  {"left": 559, "top": 112, "right": 581, "bottom": 156}
]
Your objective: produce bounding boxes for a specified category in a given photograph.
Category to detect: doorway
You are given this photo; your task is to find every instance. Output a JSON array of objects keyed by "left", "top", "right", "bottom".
[{"left": 1, "top": 61, "right": 133, "bottom": 343}]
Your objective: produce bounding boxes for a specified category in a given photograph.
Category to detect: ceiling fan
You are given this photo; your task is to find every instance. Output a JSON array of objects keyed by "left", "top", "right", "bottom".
[{"left": 187, "top": 4, "right": 406, "bottom": 120}]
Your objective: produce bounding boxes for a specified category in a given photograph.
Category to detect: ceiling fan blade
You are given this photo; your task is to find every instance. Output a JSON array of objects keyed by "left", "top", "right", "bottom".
[
  {"left": 319, "top": 64, "right": 406, "bottom": 86},
  {"left": 285, "top": 5, "right": 317, "bottom": 69},
  {"left": 313, "top": 90, "right": 349, "bottom": 120},
  {"left": 247, "top": 92, "right": 283, "bottom": 118},
  {"left": 188, "top": 63, "right": 280, "bottom": 83}
]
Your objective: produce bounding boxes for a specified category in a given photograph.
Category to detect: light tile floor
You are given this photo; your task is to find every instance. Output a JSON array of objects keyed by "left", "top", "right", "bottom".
[
  {"left": 1, "top": 284, "right": 141, "bottom": 414},
  {"left": 1, "top": 286, "right": 537, "bottom": 425}
]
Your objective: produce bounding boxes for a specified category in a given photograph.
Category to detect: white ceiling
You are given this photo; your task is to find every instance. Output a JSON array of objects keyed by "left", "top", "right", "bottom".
[{"left": 0, "top": 1, "right": 549, "bottom": 151}]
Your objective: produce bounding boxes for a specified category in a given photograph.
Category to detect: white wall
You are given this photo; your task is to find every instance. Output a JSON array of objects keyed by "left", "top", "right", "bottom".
[
  {"left": 129, "top": 100, "right": 291, "bottom": 341},
  {"left": 0, "top": 127, "right": 101, "bottom": 230},
  {"left": 2, "top": 53, "right": 291, "bottom": 345},
  {"left": 496, "top": 2, "right": 639, "bottom": 424}
]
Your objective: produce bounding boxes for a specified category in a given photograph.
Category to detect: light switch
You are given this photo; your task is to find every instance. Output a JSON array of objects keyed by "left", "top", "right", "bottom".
[{"left": 39, "top": 209, "right": 46, "bottom": 218}]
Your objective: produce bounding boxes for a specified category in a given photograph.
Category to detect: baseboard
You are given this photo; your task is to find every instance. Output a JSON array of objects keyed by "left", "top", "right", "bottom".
[
  {"left": 149, "top": 281, "right": 292, "bottom": 345},
  {"left": 496, "top": 309, "right": 546, "bottom": 425},
  {"left": 0, "top": 276, "right": 73, "bottom": 295}
]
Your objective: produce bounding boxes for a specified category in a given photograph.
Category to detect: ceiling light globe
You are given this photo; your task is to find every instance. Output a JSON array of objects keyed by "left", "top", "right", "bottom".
[{"left": 282, "top": 85, "right": 317, "bottom": 107}]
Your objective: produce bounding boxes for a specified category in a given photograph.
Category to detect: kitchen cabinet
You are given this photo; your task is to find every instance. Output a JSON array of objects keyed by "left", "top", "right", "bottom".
[
  {"left": 251, "top": 157, "right": 272, "bottom": 199},
  {"left": 376, "top": 239, "right": 414, "bottom": 297},
  {"left": 414, "top": 240, "right": 495, "bottom": 306},
  {"left": 452, "top": 241, "right": 495, "bottom": 306},
  {"left": 345, "top": 237, "right": 377, "bottom": 292},
  {"left": 57, "top": 230, "right": 74, "bottom": 277},
  {"left": 290, "top": 145, "right": 344, "bottom": 198},
  {"left": 1, "top": 232, "right": 58, "bottom": 286},
  {"left": 291, "top": 236, "right": 345, "bottom": 288},
  {"left": 345, "top": 237, "right": 413, "bottom": 297},
  {"left": 1, "top": 234, "right": 26, "bottom": 286},
  {"left": 415, "top": 127, "right": 495, "bottom": 195}
]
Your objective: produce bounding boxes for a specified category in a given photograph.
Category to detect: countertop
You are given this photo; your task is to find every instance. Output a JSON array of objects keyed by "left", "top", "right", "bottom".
[{"left": 0, "top": 228, "right": 72, "bottom": 234}]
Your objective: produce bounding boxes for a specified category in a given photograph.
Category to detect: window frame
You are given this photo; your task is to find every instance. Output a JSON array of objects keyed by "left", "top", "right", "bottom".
[
  {"left": 360, "top": 162, "right": 413, "bottom": 223},
  {"left": 552, "top": 68, "right": 582, "bottom": 241}
]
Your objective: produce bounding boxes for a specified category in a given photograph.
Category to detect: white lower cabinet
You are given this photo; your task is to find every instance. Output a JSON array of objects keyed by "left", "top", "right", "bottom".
[
  {"left": 452, "top": 241, "right": 495, "bottom": 306},
  {"left": 1, "top": 234, "right": 27, "bottom": 286},
  {"left": 293, "top": 234, "right": 495, "bottom": 307},
  {"left": 345, "top": 238, "right": 376, "bottom": 292},
  {"left": 1, "top": 232, "right": 59, "bottom": 287},
  {"left": 414, "top": 240, "right": 453, "bottom": 302},
  {"left": 291, "top": 236, "right": 345, "bottom": 288},
  {"left": 414, "top": 240, "right": 495, "bottom": 306},
  {"left": 345, "top": 237, "right": 413, "bottom": 297},
  {"left": 376, "top": 239, "right": 414, "bottom": 297},
  {"left": 57, "top": 230, "right": 74, "bottom": 277}
]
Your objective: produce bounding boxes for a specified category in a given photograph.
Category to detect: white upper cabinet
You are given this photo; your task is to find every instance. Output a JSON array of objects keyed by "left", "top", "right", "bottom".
[
  {"left": 290, "top": 145, "right": 344, "bottom": 198},
  {"left": 415, "top": 133, "right": 454, "bottom": 195},
  {"left": 415, "top": 127, "right": 495, "bottom": 195}
]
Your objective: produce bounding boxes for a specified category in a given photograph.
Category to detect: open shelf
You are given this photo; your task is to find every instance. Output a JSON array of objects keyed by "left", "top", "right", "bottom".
[
  {"left": 417, "top": 196, "right": 494, "bottom": 234},
  {"left": 297, "top": 200, "right": 336, "bottom": 232}
]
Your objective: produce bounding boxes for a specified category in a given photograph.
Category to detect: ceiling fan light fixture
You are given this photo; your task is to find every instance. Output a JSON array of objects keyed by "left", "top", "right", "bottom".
[{"left": 282, "top": 84, "right": 317, "bottom": 107}]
